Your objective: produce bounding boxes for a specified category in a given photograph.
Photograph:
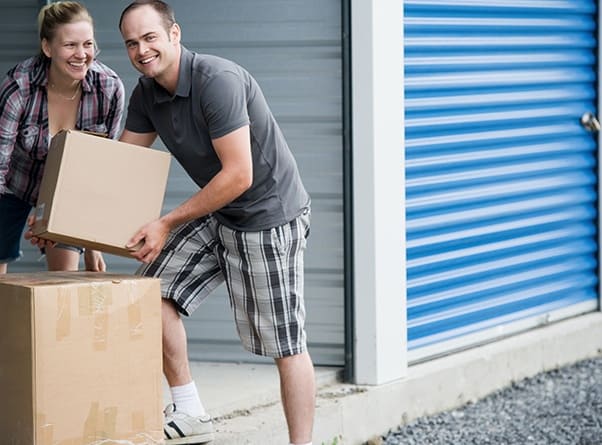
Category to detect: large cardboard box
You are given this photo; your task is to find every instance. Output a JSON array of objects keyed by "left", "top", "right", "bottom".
[
  {"left": 31, "top": 130, "right": 171, "bottom": 257},
  {"left": 0, "top": 272, "right": 164, "bottom": 445}
]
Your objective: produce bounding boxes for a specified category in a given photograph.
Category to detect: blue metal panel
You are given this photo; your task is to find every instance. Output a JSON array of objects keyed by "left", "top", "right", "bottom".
[{"left": 405, "top": 0, "right": 599, "bottom": 353}]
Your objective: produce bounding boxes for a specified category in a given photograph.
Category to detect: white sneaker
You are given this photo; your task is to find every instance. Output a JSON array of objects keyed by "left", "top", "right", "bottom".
[{"left": 163, "top": 403, "right": 215, "bottom": 444}]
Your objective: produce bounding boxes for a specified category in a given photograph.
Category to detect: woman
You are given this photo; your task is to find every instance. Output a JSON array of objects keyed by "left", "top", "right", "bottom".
[{"left": 0, "top": 1, "right": 124, "bottom": 273}]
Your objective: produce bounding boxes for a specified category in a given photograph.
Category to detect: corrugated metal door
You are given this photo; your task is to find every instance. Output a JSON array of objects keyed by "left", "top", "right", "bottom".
[
  {"left": 0, "top": 1, "right": 40, "bottom": 76},
  {"left": 404, "top": 0, "right": 599, "bottom": 362},
  {"left": 4, "top": 1, "right": 344, "bottom": 365}
]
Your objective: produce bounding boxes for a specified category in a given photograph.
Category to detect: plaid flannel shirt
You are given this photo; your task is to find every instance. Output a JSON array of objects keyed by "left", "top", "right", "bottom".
[{"left": 0, "top": 55, "right": 124, "bottom": 205}]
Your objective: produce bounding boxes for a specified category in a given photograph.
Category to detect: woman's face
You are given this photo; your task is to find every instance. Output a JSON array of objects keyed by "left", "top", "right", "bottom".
[{"left": 42, "top": 20, "right": 95, "bottom": 82}]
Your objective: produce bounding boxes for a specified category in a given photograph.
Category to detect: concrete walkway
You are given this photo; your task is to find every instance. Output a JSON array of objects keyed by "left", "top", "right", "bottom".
[{"left": 175, "top": 312, "right": 602, "bottom": 445}]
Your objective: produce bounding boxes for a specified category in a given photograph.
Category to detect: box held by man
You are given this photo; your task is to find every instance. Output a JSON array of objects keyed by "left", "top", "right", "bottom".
[{"left": 31, "top": 130, "right": 171, "bottom": 257}]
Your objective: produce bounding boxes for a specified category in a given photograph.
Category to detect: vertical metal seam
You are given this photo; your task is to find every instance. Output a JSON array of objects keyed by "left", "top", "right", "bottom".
[{"left": 342, "top": 0, "right": 355, "bottom": 383}]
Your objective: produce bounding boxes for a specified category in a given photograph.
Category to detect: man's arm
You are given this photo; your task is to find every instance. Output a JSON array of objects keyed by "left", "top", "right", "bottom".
[
  {"left": 127, "top": 125, "right": 253, "bottom": 263},
  {"left": 161, "top": 125, "right": 253, "bottom": 229},
  {"left": 120, "top": 128, "right": 157, "bottom": 147}
]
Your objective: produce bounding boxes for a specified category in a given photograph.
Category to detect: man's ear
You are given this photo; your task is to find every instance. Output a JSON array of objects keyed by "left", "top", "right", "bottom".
[
  {"left": 41, "top": 38, "right": 52, "bottom": 58},
  {"left": 170, "top": 23, "right": 181, "bottom": 45}
]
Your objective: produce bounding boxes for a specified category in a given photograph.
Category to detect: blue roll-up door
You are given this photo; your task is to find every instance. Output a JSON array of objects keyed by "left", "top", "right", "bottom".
[{"left": 404, "top": 0, "right": 599, "bottom": 361}]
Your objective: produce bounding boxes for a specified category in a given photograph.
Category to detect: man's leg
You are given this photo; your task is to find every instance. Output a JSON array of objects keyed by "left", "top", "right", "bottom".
[
  {"left": 275, "top": 351, "right": 316, "bottom": 444},
  {"left": 217, "top": 210, "right": 314, "bottom": 442},
  {"left": 162, "top": 298, "right": 213, "bottom": 444},
  {"left": 134, "top": 218, "right": 220, "bottom": 443},
  {"left": 162, "top": 299, "right": 208, "bottom": 416},
  {"left": 162, "top": 299, "right": 194, "bottom": 387}
]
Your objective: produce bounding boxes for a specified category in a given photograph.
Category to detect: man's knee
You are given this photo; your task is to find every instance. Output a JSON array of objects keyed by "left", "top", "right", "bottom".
[{"left": 162, "top": 298, "right": 180, "bottom": 320}]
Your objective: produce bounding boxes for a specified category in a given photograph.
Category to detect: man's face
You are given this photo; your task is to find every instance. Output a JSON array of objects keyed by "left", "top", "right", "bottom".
[{"left": 120, "top": 5, "right": 179, "bottom": 80}]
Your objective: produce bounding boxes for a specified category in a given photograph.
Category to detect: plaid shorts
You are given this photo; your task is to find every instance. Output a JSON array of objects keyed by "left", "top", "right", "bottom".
[{"left": 137, "top": 208, "right": 311, "bottom": 358}]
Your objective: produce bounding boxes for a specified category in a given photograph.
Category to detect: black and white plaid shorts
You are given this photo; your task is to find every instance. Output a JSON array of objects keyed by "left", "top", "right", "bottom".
[{"left": 136, "top": 208, "right": 311, "bottom": 358}]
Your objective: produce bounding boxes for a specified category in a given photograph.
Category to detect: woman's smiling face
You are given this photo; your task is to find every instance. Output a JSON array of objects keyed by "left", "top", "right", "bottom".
[{"left": 42, "top": 20, "right": 96, "bottom": 82}]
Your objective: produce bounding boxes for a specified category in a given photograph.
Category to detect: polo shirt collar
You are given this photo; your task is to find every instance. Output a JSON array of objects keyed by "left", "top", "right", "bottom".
[{"left": 153, "top": 45, "right": 193, "bottom": 103}]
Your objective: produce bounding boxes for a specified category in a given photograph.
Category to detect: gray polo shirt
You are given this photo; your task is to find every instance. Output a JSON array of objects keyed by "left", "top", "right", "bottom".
[{"left": 125, "top": 46, "right": 309, "bottom": 231}]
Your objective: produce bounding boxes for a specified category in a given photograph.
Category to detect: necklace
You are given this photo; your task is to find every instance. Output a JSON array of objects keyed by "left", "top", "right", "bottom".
[{"left": 49, "top": 82, "right": 81, "bottom": 101}]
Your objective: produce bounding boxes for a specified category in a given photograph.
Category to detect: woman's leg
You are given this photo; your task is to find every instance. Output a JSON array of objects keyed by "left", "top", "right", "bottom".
[
  {"left": 0, "top": 193, "right": 32, "bottom": 274},
  {"left": 45, "top": 245, "right": 81, "bottom": 271}
]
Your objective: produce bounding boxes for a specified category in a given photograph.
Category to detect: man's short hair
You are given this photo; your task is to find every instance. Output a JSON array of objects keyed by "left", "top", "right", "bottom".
[{"left": 119, "top": 0, "right": 176, "bottom": 33}]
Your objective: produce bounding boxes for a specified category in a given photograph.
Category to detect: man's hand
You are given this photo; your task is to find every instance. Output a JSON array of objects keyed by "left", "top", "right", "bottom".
[
  {"left": 23, "top": 215, "right": 56, "bottom": 249},
  {"left": 127, "top": 218, "right": 171, "bottom": 263},
  {"left": 84, "top": 249, "right": 106, "bottom": 272}
]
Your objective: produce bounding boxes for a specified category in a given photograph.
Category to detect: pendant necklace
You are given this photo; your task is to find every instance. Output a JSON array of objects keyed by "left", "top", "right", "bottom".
[{"left": 50, "top": 82, "right": 81, "bottom": 101}]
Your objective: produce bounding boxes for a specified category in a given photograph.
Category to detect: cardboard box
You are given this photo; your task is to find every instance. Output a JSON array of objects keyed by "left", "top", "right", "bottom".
[
  {"left": 31, "top": 130, "right": 171, "bottom": 257},
  {"left": 0, "top": 272, "right": 164, "bottom": 445}
]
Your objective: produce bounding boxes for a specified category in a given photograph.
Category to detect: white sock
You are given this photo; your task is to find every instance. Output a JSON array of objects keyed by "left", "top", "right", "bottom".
[{"left": 170, "top": 381, "right": 206, "bottom": 417}]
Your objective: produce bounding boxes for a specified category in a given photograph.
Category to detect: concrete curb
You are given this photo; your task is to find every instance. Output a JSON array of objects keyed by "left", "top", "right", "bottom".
[{"left": 210, "top": 312, "right": 602, "bottom": 444}]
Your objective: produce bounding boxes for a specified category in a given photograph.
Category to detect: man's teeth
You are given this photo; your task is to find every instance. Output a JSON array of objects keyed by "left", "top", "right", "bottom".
[{"left": 140, "top": 56, "right": 157, "bottom": 64}]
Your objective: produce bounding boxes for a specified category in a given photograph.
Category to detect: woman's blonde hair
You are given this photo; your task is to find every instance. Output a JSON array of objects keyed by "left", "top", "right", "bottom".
[{"left": 37, "top": 1, "right": 93, "bottom": 43}]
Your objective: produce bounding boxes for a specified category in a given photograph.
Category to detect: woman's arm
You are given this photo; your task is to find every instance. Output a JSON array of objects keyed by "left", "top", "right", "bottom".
[
  {"left": 106, "top": 77, "right": 126, "bottom": 140},
  {"left": 0, "top": 76, "right": 25, "bottom": 193}
]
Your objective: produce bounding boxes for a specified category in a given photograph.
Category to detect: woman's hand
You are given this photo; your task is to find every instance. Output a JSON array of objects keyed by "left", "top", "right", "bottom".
[
  {"left": 84, "top": 249, "right": 106, "bottom": 272},
  {"left": 24, "top": 214, "right": 57, "bottom": 249}
]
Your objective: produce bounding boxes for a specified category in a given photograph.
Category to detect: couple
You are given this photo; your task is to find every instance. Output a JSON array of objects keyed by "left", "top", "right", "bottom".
[{"left": 0, "top": 1, "right": 315, "bottom": 444}]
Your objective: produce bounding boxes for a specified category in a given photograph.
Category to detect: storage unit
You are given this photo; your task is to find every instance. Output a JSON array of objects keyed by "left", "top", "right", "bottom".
[
  {"left": 404, "top": 0, "right": 600, "bottom": 362},
  {"left": 4, "top": 0, "right": 600, "bottom": 377},
  {"left": 7, "top": 0, "right": 346, "bottom": 366}
]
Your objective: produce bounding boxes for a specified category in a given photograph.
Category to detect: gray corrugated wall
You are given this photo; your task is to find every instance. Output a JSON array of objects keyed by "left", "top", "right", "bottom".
[
  {"left": 6, "top": 1, "right": 346, "bottom": 366},
  {"left": 0, "top": 1, "right": 40, "bottom": 75}
]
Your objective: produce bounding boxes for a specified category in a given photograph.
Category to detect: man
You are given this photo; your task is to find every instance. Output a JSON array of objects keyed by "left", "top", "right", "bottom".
[{"left": 118, "top": 1, "right": 315, "bottom": 444}]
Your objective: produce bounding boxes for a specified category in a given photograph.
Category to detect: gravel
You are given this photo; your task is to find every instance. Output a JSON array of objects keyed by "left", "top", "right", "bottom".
[{"left": 380, "top": 356, "right": 602, "bottom": 445}]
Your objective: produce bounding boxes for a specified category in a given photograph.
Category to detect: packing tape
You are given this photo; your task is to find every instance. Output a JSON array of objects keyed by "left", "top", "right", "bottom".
[
  {"left": 103, "top": 406, "right": 118, "bottom": 437},
  {"left": 82, "top": 403, "right": 117, "bottom": 441},
  {"left": 56, "top": 288, "right": 71, "bottom": 341},
  {"left": 91, "top": 283, "right": 111, "bottom": 351},
  {"left": 131, "top": 411, "right": 145, "bottom": 434},
  {"left": 85, "top": 435, "right": 163, "bottom": 445},
  {"left": 81, "top": 404, "right": 163, "bottom": 445},
  {"left": 78, "top": 283, "right": 113, "bottom": 351},
  {"left": 37, "top": 413, "right": 54, "bottom": 444},
  {"left": 78, "top": 286, "right": 92, "bottom": 317},
  {"left": 37, "top": 406, "right": 160, "bottom": 444},
  {"left": 82, "top": 401, "right": 100, "bottom": 443},
  {"left": 128, "top": 282, "right": 144, "bottom": 340}
]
